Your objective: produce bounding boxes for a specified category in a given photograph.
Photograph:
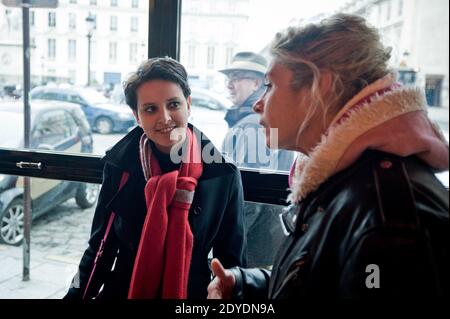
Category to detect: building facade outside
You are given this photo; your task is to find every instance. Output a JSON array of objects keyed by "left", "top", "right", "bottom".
[
  {"left": 180, "top": 0, "right": 251, "bottom": 93},
  {"left": 0, "top": 0, "right": 253, "bottom": 95},
  {"left": 339, "top": 0, "right": 449, "bottom": 108},
  {"left": 0, "top": 0, "right": 149, "bottom": 92}
]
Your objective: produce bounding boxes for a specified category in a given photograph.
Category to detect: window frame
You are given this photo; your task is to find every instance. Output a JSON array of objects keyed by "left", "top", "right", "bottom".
[
  {"left": 0, "top": 0, "right": 290, "bottom": 206},
  {"left": 68, "top": 39, "right": 77, "bottom": 61},
  {"left": 47, "top": 38, "right": 56, "bottom": 59},
  {"left": 110, "top": 15, "right": 118, "bottom": 32},
  {"left": 68, "top": 12, "right": 76, "bottom": 30},
  {"left": 48, "top": 11, "right": 56, "bottom": 28}
]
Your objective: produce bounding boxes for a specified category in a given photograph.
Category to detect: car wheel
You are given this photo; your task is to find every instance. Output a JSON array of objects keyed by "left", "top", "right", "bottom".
[
  {"left": 95, "top": 116, "right": 113, "bottom": 134},
  {"left": 75, "top": 183, "right": 99, "bottom": 209},
  {"left": 0, "top": 198, "right": 24, "bottom": 246}
]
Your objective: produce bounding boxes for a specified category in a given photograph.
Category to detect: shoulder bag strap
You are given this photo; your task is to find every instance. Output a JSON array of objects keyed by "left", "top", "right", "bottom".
[{"left": 83, "top": 171, "right": 129, "bottom": 299}]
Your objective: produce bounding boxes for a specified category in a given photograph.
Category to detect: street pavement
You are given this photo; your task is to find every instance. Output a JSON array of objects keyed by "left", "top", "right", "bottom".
[
  {"left": 0, "top": 198, "right": 95, "bottom": 299},
  {"left": 0, "top": 132, "right": 121, "bottom": 299}
]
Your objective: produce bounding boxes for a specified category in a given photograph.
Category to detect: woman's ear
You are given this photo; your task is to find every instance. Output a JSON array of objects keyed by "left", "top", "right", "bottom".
[
  {"left": 187, "top": 95, "right": 192, "bottom": 117},
  {"left": 319, "top": 71, "right": 339, "bottom": 125}
]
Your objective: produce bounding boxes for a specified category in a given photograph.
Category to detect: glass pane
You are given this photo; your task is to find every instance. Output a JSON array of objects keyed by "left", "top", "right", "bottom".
[
  {"left": 0, "top": 175, "right": 98, "bottom": 298},
  {"left": 180, "top": 0, "right": 449, "bottom": 179},
  {"left": 244, "top": 201, "right": 285, "bottom": 268},
  {"left": 180, "top": 0, "right": 449, "bottom": 271},
  {"left": 0, "top": 1, "right": 150, "bottom": 155}
]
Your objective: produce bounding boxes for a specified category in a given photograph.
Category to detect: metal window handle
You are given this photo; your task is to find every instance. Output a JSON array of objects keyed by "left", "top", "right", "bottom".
[{"left": 16, "top": 162, "right": 43, "bottom": 170}]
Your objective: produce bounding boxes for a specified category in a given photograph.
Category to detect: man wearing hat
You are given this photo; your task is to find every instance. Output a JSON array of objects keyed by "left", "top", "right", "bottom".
[
  {"left": 219, "top": 52, "right": 294, "bottom": 268},
  {"left": 220, "top": 51, "right": 294, "bottom": 171}
]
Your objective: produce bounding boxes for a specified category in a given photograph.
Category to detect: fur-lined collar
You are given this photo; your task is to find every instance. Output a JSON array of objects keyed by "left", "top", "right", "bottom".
[{"left": 289, "top": 74, "right": 449, "bottom": 203}]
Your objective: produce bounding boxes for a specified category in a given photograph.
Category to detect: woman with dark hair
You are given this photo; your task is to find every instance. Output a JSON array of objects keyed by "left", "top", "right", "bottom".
[
  {"left": 65, "top": 57, "right": 247, "bottom": 299},
  {"left": 208, "top": 14, "right": 449, "bottom": 298}
]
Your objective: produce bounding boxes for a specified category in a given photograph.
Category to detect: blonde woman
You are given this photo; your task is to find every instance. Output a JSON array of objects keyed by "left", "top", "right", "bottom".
[{"left": 208, "top": 14, "right": 449, "bottom": 298}]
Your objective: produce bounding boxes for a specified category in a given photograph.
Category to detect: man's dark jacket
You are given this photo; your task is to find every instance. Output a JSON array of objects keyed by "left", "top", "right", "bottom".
[{"left": 65, "top": 125, "right": 247, "bottom": 299}]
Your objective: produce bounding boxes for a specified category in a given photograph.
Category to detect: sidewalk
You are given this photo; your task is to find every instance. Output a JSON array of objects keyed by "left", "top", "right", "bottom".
[
  {"left": 0, "top": 199, "right": 94, "bottom": 299},
  {"left": 0, "top": 244, "right": 80, "bottom": 299}
]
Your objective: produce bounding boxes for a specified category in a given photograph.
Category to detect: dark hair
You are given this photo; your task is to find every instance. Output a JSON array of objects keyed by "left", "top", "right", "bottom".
[{"left": 123, "top": 57, "right": 191, "bottom": 111}]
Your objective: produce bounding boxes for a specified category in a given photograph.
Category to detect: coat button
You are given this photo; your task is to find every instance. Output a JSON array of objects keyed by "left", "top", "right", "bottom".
[
  {"left": 380, "top": 160, "right": 393, "bottom": 169},
  {"left": 300, "top": 223, "right": 308, "bottom": 232},
  {"left": 317, "top": 206, "right": 325, "bottom": 213},
  {"left": 193, "top": 206, "right": 202, "bottom": 215}
]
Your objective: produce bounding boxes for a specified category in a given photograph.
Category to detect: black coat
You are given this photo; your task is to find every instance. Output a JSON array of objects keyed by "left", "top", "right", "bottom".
[
  {"left": 65, "top": 125, "right": 247, "bottom": 299},
  {"left": 231, "top": 151, "right": 449, "bottom": 298}
]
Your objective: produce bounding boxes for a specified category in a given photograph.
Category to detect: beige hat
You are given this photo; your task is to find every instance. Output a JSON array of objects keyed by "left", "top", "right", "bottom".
[{"left": 219, "top": 52, "right": 267, "bottom": 76}]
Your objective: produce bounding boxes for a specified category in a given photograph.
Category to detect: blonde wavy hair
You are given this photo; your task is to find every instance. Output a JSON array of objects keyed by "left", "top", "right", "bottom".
[{"left": 270, "top": 14, "right": 392, "bottom": 145}]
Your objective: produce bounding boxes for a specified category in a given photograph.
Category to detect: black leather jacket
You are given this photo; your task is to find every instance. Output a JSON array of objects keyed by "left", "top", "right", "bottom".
[{"left": 231, "top": 151, "right": 449, "bottom": 298}]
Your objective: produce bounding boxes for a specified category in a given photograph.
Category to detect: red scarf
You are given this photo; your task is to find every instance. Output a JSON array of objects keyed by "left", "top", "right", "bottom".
[{"left": 128, "top": 128, "right": 203, "bottom": 299}]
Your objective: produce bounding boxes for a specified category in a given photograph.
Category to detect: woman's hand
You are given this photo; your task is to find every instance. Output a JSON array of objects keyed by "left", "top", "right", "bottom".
[{"left": 207, "top": 258, "right": 236, "bottom": 299}]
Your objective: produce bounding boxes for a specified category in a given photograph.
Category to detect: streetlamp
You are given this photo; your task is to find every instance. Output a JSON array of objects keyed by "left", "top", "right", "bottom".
[{"left": 85, "top": 12, "right": 95, "bottom": 87}]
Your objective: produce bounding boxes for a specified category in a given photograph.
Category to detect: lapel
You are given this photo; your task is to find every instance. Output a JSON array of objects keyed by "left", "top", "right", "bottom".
[
  {"left": 102, "top": 126, "right": 147, "bottom": 223},
  {"left": 105, "top": 169, "right": 147, "bottom": 224}
]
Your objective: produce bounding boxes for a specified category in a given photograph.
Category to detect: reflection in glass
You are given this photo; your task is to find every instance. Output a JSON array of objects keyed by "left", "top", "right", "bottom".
[
  {"left": 0, "top": 175, "right": 98, "bottom": 246},
  {"left": 0, "top": 99, "right": 93, "bottom": 153},
  {"left": 0, "top": 175, "right": 98, "bottom": 298},
  {"left": 179, "top": 0, "right": 449, "bottom": 162},
  {"left": 244, "top": 202, "right": 285, "bottom": 269},
  {"left": 0, "top": 1, "right": 149, "bottom": 155}
]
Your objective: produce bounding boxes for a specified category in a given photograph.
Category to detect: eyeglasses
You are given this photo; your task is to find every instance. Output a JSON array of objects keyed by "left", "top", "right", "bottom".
[{"left": 226, "top": 76, "right": 256, "bottom": 85}]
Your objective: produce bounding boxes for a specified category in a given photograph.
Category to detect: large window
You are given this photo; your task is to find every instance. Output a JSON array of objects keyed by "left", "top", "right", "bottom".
[
  {"left": 0, "top": 175, "right": 98, "bottom": 298},
  {"left": 0, "top": 0, "right": 448, "bottom": 298},
  {"left": 179, "top": 0, "right": 450, "bottom": 270},
  {"left": 179, "top": 0, "right": 449, "bottom": 169},
  {"left": 0, "top": 2, "right": 151, "bottom": 298}
]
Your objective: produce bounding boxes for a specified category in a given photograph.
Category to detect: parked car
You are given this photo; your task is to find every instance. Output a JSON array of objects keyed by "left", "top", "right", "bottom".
[
  {"left": 189, "top": 87, "right": 232, "bottom": 149},
  {"left": 30, "top": 86, "right": 136, "bottom": 134},
  {"left": 1, "top": 84, "right": 22, "bottom": 99},
  {"left": 0, "top": 100, "right": 99, "bottom": 245},
  {"left": 190, "top": 87, "right": 232, "bottom": 111}
]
